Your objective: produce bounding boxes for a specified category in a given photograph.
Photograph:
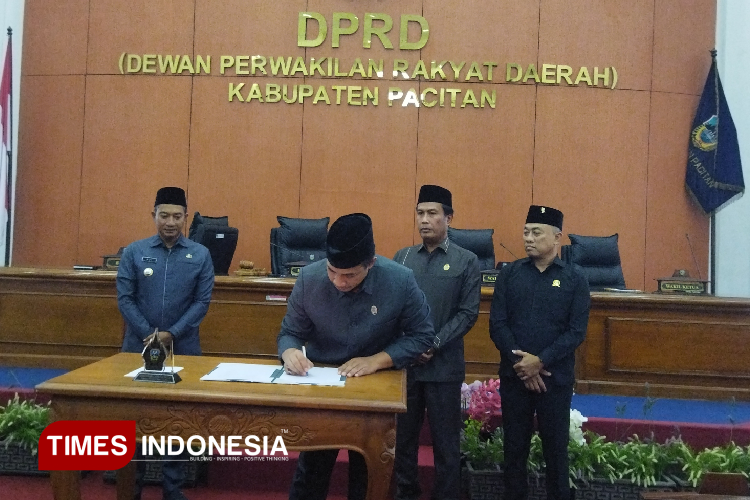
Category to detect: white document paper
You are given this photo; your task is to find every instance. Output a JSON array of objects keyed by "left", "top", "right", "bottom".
[
  {"left": 274, "top": 367, "right": 346, "bottom": 387},
  {"left": 125, "top": 366, "right": 184, "bottom": 378},
  {"left": 199, "top": 363, "right": 279, "bottom": 383},
  {"left": 198, "top": 363, "right": 346, "bottom": 387}
]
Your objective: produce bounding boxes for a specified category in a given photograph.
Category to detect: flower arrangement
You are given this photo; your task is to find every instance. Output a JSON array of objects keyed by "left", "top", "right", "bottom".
[
  {"left": 460, "top": 380, "right": 750, "bottom": 495},
  {"left": 461, "top": 379, "right": 501, "bottom": 428},
  {"left": 569, "top": 409, "right": 587, "bottom": 445},
  {"left": 461, "top": 379, "right": 590, "bottom": 472},
  {"left": 459, "top": 381, "right": 727, "bottom": 489}
]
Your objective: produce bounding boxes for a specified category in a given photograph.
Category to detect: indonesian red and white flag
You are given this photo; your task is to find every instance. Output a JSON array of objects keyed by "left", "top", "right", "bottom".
[{"left": 0, "top": 37, "right": 12, "bottom": 253}]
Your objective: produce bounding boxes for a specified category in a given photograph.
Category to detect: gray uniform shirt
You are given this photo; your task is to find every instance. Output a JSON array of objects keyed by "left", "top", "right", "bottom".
[
  {"left": 276, "top": 257, "right": 435, "bottom": 368},
  {"left": 394, "top": 239, "right": 481, "bottom": 381},
  {"left": 117, "top": 234, "right": 215, "bottom": 355}
]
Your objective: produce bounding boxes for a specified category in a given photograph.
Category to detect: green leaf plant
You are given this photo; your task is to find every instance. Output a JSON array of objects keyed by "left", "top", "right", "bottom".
[{"left": 0, "top": 393, "right": 50, "bottom": 455}]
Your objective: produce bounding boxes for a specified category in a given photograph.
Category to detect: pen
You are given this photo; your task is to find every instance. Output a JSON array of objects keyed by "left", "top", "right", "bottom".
[{"left": 302, "top": 346, "right": 308, "bottom": 376}]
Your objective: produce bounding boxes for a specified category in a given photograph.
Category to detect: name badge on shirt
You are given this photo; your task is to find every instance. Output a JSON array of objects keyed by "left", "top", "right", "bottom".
[{"left": 142, "top": 257, "right": 157, "bottom": 263}]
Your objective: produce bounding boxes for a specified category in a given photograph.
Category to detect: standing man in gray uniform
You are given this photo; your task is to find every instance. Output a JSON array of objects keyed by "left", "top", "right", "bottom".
[
  {"left": 278, "top": 212, "right": 435, "bottom": 500},
  {"left": 393, "top": 185, "right": 481, "bottom": 500},
  {"left": 117, "top": 186, "right": 214, "bottom": 500}
]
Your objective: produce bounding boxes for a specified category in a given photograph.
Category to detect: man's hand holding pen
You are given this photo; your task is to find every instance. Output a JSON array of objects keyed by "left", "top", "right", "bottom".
[{"left": 282, "top": 346, "right": 313, "bottom": 376}]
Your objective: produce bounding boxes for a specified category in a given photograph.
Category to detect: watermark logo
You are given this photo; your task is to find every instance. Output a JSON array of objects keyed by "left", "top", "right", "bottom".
[
  {"left": 140, "top": 434, "right": 289, "bottom": 461},
  {"left": 39, "top": 420, "right": 135, "bottom": 470},
  {"left": 38, "top": 420, "right": 290, "bottom": 470}
]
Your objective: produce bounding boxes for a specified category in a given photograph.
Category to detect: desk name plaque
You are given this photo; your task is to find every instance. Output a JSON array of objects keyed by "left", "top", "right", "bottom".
[
  {"left": 481, "top": 269, "right": 499, "bottom": 286},
  {"left": 656, "top": 270, "right": 710, "bottom": 295}
]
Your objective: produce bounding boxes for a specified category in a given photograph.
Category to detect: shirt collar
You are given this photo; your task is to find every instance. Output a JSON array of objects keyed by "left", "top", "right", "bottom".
[
  {"left": 521, "top": 255, "right": 566, "bottom": 269},
  {"left": 149, "top": 234, "right": 187, "bottom": 249},
  {"left": 417, "top": 237, "right": 450, "bottom": 254}
]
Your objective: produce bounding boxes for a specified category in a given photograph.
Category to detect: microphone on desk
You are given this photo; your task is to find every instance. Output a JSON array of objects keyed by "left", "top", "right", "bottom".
[
  {"left": 685, "top": 233, "right": 704, "bottom": 280},
  {"left": 498, "top": 242, "right": 519, "bottom": 260}
]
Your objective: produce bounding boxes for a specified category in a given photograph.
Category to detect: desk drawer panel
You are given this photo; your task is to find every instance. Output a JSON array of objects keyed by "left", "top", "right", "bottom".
[{"left": 605, "top": 317, "right": 750, "bottom": 377}]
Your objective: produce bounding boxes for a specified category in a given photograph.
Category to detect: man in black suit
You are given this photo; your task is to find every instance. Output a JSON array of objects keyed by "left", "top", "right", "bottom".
[
  {"left": 489, "top": 205, "right": 590, "bottom": 500},
  {"left": 393, "top": 185, "right": 481, "bottom": 500}
]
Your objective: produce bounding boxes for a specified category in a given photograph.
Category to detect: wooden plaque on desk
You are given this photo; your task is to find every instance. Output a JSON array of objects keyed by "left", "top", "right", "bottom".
[
  {"left": 481, "top": 270, "right": 499, "bottom": 286},
  {"left": 656, "top": 277, "right": 710, "bottom": 295},
  {"left": 102, "top": 254, "right": 121, "bottom": 270}
]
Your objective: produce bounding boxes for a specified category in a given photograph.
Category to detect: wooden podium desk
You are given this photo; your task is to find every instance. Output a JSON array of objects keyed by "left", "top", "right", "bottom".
[
  {"left": 468, "top": 289, "right": 750, "bottom": 401},
  {"left": 36, "top": 353, "right": 406, "bottom": 500},
  {"left": 4, "top": 267, "right": 750, "bottom": 401}
]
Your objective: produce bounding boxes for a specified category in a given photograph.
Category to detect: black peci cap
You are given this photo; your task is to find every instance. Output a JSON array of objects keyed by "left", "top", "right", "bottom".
[
  {"left": 417, "top": 184, "right": 452, "bottom": 208},
  {"left": 154, "top": 187, "right": 187, "bottom": 208},
  {"left": 526, "top": 205, "right": 563, "bottom": 230},
  {"left": 326, "top": 213, "right": 376, "bottom": 269}
]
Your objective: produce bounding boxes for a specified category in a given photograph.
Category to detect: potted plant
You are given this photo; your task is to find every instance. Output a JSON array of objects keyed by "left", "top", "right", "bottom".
[
  {"left": 461, "top": 379, "right": 504, "bottom": 499},
  {"left": 0, "top": 393, "right": 50, "bottom": 476},
  {"left": 682, "top": 442, "right": 750, "bottom": 488},
  {"left": 461, "top": 417, "right": 504, "bottom": 499}
]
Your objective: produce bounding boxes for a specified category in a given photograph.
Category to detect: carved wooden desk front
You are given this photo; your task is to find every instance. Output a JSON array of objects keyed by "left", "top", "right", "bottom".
[{"left": 36, "top": 353, "right": 406, "bottom": 500}]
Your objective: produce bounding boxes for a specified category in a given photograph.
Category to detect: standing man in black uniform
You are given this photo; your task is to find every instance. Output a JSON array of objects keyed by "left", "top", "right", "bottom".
[
  {"left": 393, "top": 185, "right": 481, "bottom": 500},
  {"left": 489, "top": 205, "right": 590, "bottom": 500}
]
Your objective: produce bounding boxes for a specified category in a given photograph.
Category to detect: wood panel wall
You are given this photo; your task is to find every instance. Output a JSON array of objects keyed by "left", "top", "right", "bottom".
[{"left": 15, "top": 0, "right": 716, "bottom": 291}]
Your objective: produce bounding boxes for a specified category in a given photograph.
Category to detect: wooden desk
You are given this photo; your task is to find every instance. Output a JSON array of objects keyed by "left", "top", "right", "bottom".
[
  {"left": 466, "top": 290, "right": 750, "bottom": 401},
  {"left": 37, "top": 353, "right": 405, "bottom": 500},
  {"left": 576, "top": 292, "right": 750, "bottom": 401},
  {"left": 4, "top": 267, "right": 750, "bottom": 401}
]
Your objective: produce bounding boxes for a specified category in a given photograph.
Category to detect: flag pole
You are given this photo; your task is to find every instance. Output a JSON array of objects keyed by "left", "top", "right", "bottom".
[
  {"left": 4, "top": 27, "right": 12, "bottom": 266},
  {"left": 710, "top": 214, "right": 716, "bottom": 294},
  {"left": 709, "top": 49, "right": 717, "bottom": 295}
]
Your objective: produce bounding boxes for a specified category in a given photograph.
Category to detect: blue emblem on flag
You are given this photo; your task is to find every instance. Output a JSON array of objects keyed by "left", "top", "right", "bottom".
[{"left": 691, "top": 115, "right": 718, "bottom": 152}]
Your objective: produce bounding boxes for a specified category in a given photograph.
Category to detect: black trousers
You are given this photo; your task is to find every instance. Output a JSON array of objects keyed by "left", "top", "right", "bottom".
[
  {"left": 288, "top": 449, "right": 367, "bottom": 500},
  {"left": 394, "top": 374, "right": 462, "bottom": 500},
  {"left": 500, "top": 376, "right": 573, "bottom": 500},
  {"left": 134, "top": 448, "right": 186, "bottom": 498}
]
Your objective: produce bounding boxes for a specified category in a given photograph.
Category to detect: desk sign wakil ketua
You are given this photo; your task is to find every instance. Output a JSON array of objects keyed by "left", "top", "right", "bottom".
[
  {"left": 656, "top": 269, "right": 710, "bottom": 295},
  {"left": 134, "top": 333, "right": 182, "bottom": 383}
]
